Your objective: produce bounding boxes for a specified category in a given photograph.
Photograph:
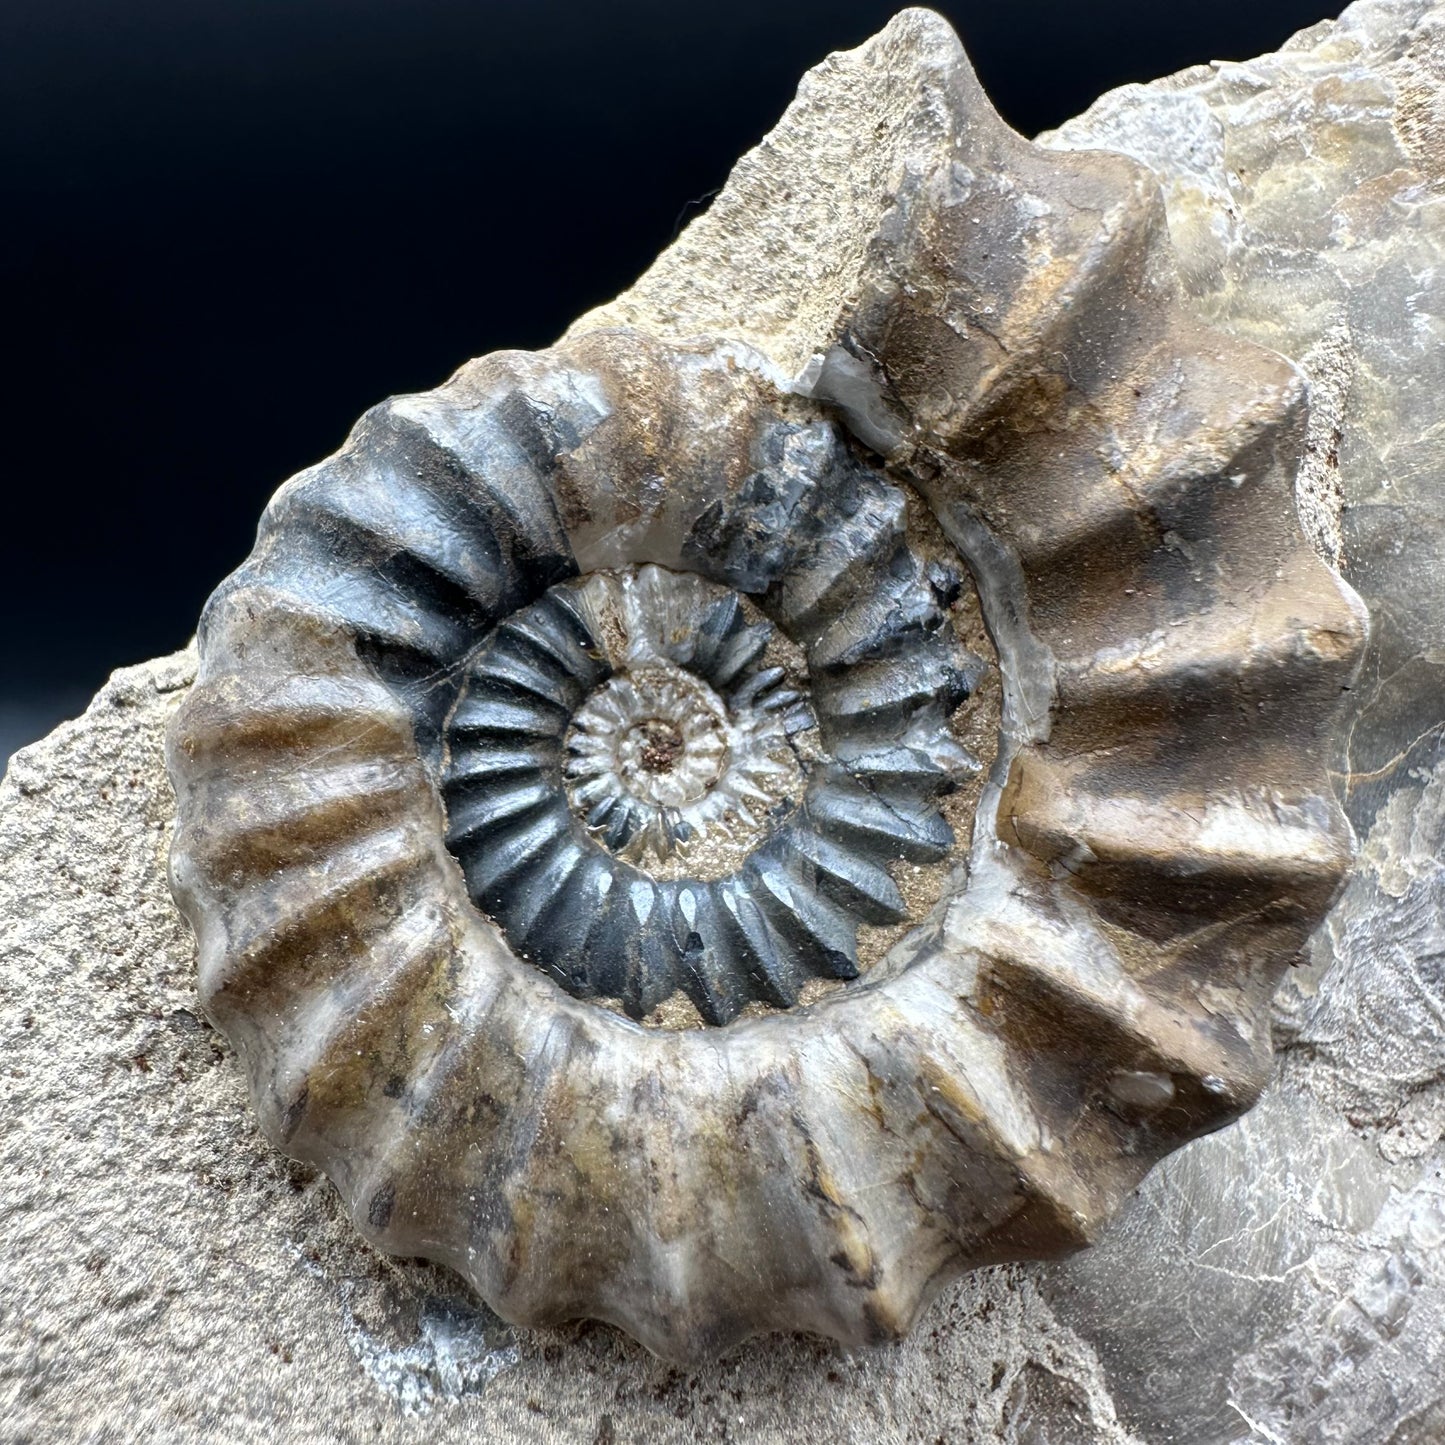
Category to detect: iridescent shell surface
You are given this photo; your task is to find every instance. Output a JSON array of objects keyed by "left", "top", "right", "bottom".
[{"left": 167, "top": 11, "right": 1367, "bottom": 1363}]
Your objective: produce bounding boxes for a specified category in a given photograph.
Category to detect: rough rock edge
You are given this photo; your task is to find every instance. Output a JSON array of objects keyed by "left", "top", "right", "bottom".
[{"left": 566, "top": 6, "right": 962, "bottom": 378}]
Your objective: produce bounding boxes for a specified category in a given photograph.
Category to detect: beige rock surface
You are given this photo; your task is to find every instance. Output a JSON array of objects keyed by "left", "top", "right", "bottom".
[{"left": 567, "top": 7, "right": 964, "bottom": 377}]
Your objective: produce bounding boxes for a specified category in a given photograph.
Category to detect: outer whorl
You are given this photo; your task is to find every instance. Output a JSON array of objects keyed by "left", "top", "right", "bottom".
[{"left": 167, "top": 13, "right": 1367, "bottom": 1363}]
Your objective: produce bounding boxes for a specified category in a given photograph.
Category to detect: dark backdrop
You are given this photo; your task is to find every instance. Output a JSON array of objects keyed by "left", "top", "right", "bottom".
[{"left": 1, "top": 0, "right": 1335, "bottom": 760}]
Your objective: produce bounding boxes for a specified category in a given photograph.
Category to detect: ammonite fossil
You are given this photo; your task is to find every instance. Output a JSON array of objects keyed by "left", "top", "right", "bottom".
[{"left": 167, "top": 14, "right": 1367, "bottom": 1362}]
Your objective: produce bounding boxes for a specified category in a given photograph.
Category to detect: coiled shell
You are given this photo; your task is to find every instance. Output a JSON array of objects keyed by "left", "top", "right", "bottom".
[{"left": 167, "top": 16, "right": 1367, "bottom": 1362}]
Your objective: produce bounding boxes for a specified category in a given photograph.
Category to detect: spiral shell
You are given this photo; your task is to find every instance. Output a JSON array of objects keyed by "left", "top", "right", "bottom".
[
  {"left": 167, "top": 18, "right": 1366, "bottom": 1362},
  {"left": 442, "top": 494, "right": 979, "bottom": 1025}
]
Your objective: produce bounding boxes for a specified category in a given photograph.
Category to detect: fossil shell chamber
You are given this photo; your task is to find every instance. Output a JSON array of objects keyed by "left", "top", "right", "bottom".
[{"left": 167, "top": 17, "right": 1367, "bottom": 1363}]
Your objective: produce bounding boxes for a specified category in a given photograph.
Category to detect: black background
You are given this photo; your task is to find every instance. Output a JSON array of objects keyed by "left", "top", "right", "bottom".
[{"left": 1, "top": 0, "right": 1337, "bottom": 760}]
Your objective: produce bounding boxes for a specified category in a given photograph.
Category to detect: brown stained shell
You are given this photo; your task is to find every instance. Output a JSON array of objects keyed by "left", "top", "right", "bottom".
[{"left": 166, "top": 13, "right": 1367, "bottom": 1363}]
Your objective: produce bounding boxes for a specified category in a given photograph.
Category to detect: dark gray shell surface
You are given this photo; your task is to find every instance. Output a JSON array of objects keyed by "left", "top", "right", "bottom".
[
  {"left": 205, "top": 365, "right": 981, "bottom": 1027},
  {"left": 167, "top": 17, "right": 1367, "bottom": 1364}
]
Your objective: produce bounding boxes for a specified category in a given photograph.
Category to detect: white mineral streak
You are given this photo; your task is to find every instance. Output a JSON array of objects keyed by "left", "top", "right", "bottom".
[{"left": 3, "top": 3, "right": 1443, "bottom": 1440}]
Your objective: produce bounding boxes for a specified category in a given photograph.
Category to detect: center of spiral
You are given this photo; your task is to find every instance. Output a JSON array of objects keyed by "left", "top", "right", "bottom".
[
  {"left": 632, "top": 719, "right": 685, "bottom": 773},
  {"left": 570, "top": 665, "right": 732, "bottom": 817},
  {"left": 552, "top": 568, "right": 812, "bottom": 880}
]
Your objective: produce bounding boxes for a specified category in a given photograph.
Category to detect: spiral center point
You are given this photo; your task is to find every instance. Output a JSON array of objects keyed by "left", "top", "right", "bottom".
[
  {"left": 553, "top": 569, "right": 814, "bottom": 880},
  {"left": 632, "top": 718, "right": 686, "bottom": 773}
]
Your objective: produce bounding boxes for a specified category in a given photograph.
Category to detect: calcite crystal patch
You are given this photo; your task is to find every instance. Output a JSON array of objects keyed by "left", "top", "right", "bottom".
[{"left": 165, "top": 10, "right": 1366, "bottom": 1361}]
